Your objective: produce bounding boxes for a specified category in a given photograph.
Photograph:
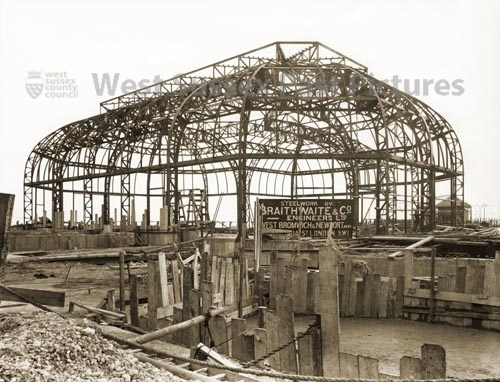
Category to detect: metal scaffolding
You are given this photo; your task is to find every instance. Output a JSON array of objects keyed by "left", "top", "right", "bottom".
[{"left": 23, "top": 41, "right": 464, "bottom": 235}]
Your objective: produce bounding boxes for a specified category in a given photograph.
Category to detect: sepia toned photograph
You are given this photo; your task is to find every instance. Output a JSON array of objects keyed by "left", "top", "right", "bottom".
[{"left": 0, "top": 0, "right": 499, "bottom": 381}]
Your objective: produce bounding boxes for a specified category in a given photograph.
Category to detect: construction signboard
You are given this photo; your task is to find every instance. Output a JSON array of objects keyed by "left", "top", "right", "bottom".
[{"left": 258, "top": 198, "right": 354, "bottom": 238}]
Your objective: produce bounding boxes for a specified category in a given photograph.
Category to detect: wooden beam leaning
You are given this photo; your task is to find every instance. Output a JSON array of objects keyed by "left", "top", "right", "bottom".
[{"left": 134, "top": 306, "right": 228, "bottom": 344}]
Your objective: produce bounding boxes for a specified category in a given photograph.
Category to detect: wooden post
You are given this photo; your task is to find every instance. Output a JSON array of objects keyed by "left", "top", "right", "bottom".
[
  {"left": 494, "top": 251, "right": 500, "bottom": 297},
  {"left": 201, "top": 280, "right": 213, "bottom": 343},
  {"left": 254, "top": 328, "right": 267, "bottom": 367},
  {"left": 265, "top": 310, "right": 280, "bottom": 370},
  {"left": 358, "top": 355, "right": 379, "bottom": 379},
  {"left": 421, "top": 344, "right": 446, "bottom": 379},
  {"left": 210, "top": 314, "right": 229, "bottom": 355},
  {"left": 429, "top": 247, "right": 436, "bottom": 322},
  {"left": 276, "top": 294, "right": 297, "bottom": 372},
  {"left": 404, "top": 249, "right": 414, "bottom": 290},
  {"left": 129, "top": 274, "right": 139, "bottom": 327},
  {"left": 158, "top": 252, "right": 169, "bottom": 307},
  {"left": 339, "top": 353, "right": 359, "bottom": 378},
  {"left": 298, "top": 258, "right": 308, "bottom": 312},
  {"left": 400, "top": 356, "right": 422, "bottom": 379},
  {"left": 107, "top": 289, "right": 115, "bottom": 311},
  {"left": 147, "top": 260, "right": 158, "bottom": 330},
  {"left": 119, "top": 251, "right": 125, "bottom": 312},
  {"left": 269, "top": 252, "right": 278, "bottom": 309},
  {"left": 182, "top": 267, "right": 194, "bottom": 345},
  {"left": 298, "top": 326, "right": 322, "bottom": 376},
  {"left": 341, "top": 257, "right": 352, "bottom": 317},
  {"left": 189, "top": 289, "right": 201, "bottom": 346},
  {"left": 231, "top": 318, "right": 246, "bottom": 360},
  {"left": 258, "top": 306, "right": 267, "bottom": 328},
  {"left": 172, "top": 260, "right": 181, "bottom": 303},
  {"left": 318, "top": 245, "right": 340, "bottom": 377}
]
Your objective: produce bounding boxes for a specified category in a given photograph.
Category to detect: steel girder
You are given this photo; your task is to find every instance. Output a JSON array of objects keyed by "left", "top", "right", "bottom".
[{"left": 23, "top": 42, "right": 464, "bottom": 234}]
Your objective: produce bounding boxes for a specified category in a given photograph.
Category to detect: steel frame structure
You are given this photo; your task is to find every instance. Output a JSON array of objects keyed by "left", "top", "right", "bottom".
[{"left": 24, "top": 42, "right": 464, "bottom": 234}]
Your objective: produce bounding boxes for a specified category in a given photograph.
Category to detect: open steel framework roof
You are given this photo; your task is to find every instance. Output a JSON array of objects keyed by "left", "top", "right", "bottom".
[{"left": 24, "top": 41, "right": 464, "bottom": 234}]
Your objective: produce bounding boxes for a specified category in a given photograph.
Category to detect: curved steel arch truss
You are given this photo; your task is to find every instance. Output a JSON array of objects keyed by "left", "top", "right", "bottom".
[{"left": 24, "top": 42, "right": 464, "bottom": 234}]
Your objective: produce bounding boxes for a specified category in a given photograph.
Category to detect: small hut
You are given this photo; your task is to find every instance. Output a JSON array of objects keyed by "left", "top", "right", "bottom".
[{"left": 436, "top": 198, "right": 471, "bottom": 225}]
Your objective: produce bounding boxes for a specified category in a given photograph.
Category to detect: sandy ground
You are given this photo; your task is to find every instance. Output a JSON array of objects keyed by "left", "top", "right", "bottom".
[
  {"left": 2, "top": 256, "right": 500, "bottom": 379},
  {"left": 340, "top": 318, "right": 500, "bottom": 378}
]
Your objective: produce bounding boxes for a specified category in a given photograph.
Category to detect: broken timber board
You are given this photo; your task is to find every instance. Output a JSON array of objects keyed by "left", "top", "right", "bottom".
[{"left": 0, "top": 285, "right": 65, "bottom": 307}]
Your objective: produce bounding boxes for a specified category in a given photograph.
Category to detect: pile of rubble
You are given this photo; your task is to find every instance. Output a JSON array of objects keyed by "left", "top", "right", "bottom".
[{"left": 0, "top": 311, "right": 185, "bottom": 382}]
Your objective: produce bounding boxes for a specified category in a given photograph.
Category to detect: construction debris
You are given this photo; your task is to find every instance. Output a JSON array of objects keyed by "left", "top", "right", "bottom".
[{"left": 0, "top": 311, "right": 185, "bottom": 382}]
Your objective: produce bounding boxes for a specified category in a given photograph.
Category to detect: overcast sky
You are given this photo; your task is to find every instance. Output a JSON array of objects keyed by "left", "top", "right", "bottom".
[{"left": 1, "top": 0, "right": 499, "bottom": 222}]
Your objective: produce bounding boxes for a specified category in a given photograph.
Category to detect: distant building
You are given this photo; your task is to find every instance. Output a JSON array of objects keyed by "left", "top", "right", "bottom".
[{"left": 436, "top": 198, "right": 471, "bottom": 225}]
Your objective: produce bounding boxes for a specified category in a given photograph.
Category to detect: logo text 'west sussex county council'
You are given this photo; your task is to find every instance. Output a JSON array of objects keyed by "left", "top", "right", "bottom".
[{"left": 25, "top": 70, "right": 78, "bottom": 99}]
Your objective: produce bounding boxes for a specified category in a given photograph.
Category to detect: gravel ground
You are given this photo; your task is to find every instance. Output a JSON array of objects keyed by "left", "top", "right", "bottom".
[{"left": 0, "top": 311, "right": 186, "bottom": 382}]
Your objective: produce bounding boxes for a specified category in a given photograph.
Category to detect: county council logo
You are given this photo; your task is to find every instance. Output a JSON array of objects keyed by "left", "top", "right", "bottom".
[
  {"left": 25, "top": 70, "right": 44, "bottom": 99},
  {"left": 25, "top": 70, "right": 78, "bottom": 99}
]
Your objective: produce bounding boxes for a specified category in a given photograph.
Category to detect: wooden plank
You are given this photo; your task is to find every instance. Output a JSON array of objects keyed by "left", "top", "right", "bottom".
[
  {"left": 437, "top": 276, "right": 448, "bottom": 292},
  {"left": 241, "top": 333, "right": 255, "bottom": 362},
  {"left": 465, "top": 262, "right": 477, "bottom": 294},
  {"left": 306, "top": 271, "right": 316, "bottom": 313},
  {"left": 378, "top": 280, "right": 388, "bottom": 318},
  {"left": 395, "top": 276, "right": 404, "bottom": 318},
  {"left": 129, "top": 274, "right": 139, "bottom": 327},
  {"left": 219, "top": 261, "right": 227, "bottom": 304},
  {"left": 276, "top": 294, "right": 297, "bottom": 373},
  {"left": 421, "top": 344, "right": 446, "bottom": 378},
  {"left": 472, "top": 264, "right": 485, "bottom": 295},
  {"left": 354, "top": 279, "right": 365, "bottom": 318},
  {"left": 341, "top": 258, "right": 352, "bottom": 317},
  {"left": 362, "top": 274, "right": 373, "bottom": 318},
  {"left": 318, "top": 246, "right": 340, "bottom": 377},
  {"left": 201, "top": 280, "right": 213, "bottom": 343},
  {"left": 226, "top": 263, "right": 234, "bottom": 306},
  {"left": 171, "top": 260, "right": 181, "bottom": 304},
  {"left": 119, "top": 251, "right": 126, "bottom": 311},
  {"left": 231, "top": 318, "right": 246, "bottom": 361},
  {"left": 455, "top": 266, "right": 467, "bottom": 293},
  {"left": 484, "top": 260, "right": 496, "bottom": 297},
  {"left": 0, "top": 286, "right": 65, "bottom": 307},
  {"left": 211, "top": 255, "right": 218, "bottom": 288},
  {"left": 182, "top": 268, "right": 194, "bottom": 346},
  {"left": 276, "top": 257, "right": 286, "bottom": 297},
  {"left": 298, "top": 259, "right": 309, "bottom": 313},
  {"left": 404, "top": 250, "right": 414, "bottom": 290},
  {"left": 172, "top": 306, "right": 183, "bottom": 344},
  {"left": 371, "top": 274, "right": 381, "bottom": 318},
  {"left": 495, "top": 252, "right": 500, "bottom": 297},
  {"left": 400, "top": 356, "right": 422, "bottom": 380},
  {"left": 338, "top": 274, "right": 344, "bottom": 314},
  {"left": 347, "top": 276, "right": 357, "bottom": 317},
  {"left": 405, "top": 288, "right": 500, "bottom": 307},
  {"left": 291, "top": 265, "right": 300, "bottom": 311},
  {"left": 158, "top": 252, "right": 169, "bottom": 307},
  {"left": 386, "top": 277, "right": 396, "bottom": 318},
  {"left": 254, "top": 328, "right": 267, "bottom": 367},
  {"left": 189, "top": 289, "right": 201, "bottom": 346},
  {"left": 298, "top": 326, "right": 322, "bottom": 376},
  {"left": 339, "top": 352, "right": 359, "bottom": 379},
  {"left": 147, "top": 261, "right": 158, "bottom": 330},
  {"left": 210, "top": 314, "right": 229, "bottom": 355},
  {"left": 269, "top": 252, "right": 278, "bottom": 310},
  {"left": 213, "top": 257, "right": 221, "bottom": 295},
  {"left": 107, "top": 289, "right": 116, "bottom": 312},
  {"left": 265, "top": 311, "right": 281, "bottom": 370},
  {"left": 358, "top": 355, "right": 379, "bottom": 379}
]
